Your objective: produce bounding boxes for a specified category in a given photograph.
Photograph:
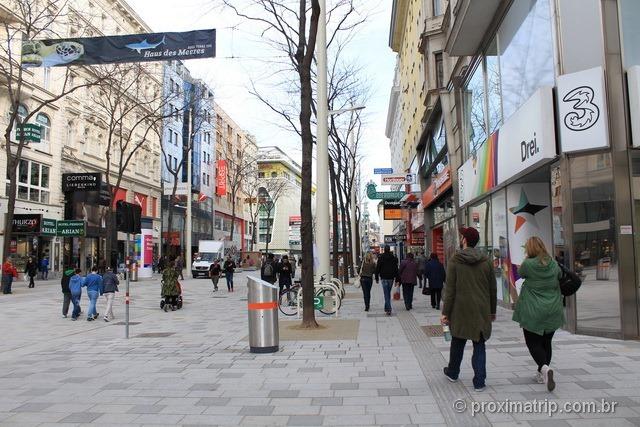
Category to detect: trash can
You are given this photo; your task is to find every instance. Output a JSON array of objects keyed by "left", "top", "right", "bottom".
[
  {"left": 247, "top": 276, "right": 279, "bottom": 353},
  {"left": 596, "top": 257, "right": 610, "bottom": 280},
  {"left": 130, "top": 262, "right": 138, "bottom": 282}
]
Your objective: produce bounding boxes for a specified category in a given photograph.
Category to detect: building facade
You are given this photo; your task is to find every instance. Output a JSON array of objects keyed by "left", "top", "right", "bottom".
[{"left": 388, "top": 0, "right": 640, "bottom": 339}]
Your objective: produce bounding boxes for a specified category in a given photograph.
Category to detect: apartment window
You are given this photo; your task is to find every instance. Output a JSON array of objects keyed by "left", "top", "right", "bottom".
[
  {"left": 43, "top": 68, "right": 51, "bottom": 90},
  {"left": 15, "top": 104, "right": 28, "bottom": 124},
  {"left": 11, "top": 160, "right": 50, "bottom": 204},
  {"left": 202, "top": 172, "right": 206, "bottom": 184},
  {"left": 174, "top": 106, "right": 180, "bottom": 121},
  {"left": 237, "top": 134, "right": 241, "bottom": 145},
  {"left": 174, "top": 131, "right": 179, "bottom": 145},
  {"left": 35, "top": 113, "right": 51, "bottom": 143},
  {"left": 283, "top": 171, "right": 290, "bottom": 180},
  {"left": 226, "top": 142, "right": 232, "bottom": 154},
  {"left": 227, "top": 124, "right": 232, "bottom": 137},
  {"left": 434, "top": 52, "right": 444, "bottom": 89},
  {"left": 207, "top": 174, "right": 210, "bottom": 186},
  {"left": 433, "top": 0, "right": 443, "bottom": 16},
  {"left": 173, "top": 157, "right": 178, "bottom": 170},
  {"left": 258, "top": 172, "right": 265, "bottom": 178},
  {"left": 205, "top": 132, "right": 211, "bottom": 144},
  {"left": 236, "top": 149, "right": 241, "bottom": 159}
]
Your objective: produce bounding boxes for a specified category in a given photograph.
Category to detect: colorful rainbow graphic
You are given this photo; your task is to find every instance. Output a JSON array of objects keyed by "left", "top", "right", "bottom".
[{"left": 471, "top": 131, "right": 499, "bottom": 196}]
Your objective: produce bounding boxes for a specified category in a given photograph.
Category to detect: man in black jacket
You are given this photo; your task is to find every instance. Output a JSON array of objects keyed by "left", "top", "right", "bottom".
[
  {"left": 261, "top": 253, "right": 277, "bottom": 284},
  {"left": 102, "top": 267, "right": 119, "bottom": 322},
  {"left": 375, "top": 245, "right": 399, "bottom": 315},
  {"left": 61, "top": 267, "right": 75, "bottom": 318}
]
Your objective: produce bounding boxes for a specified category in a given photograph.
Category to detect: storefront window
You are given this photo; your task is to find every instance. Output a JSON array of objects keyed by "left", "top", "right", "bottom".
[
  {"left": 630, "top": 152, "right": 640, "bottom": 326},
  {"left": 463, "top": 63, "right": 487, "bottom": 156},
  {"left": 570, "top": 153, "right": 620, "bottom": 333},
  {"left": 432, "top": 196, "right": 454, "bottom": 225},
  {"left": 619, "top": 0, "right": 640, "bottom": 67},
  {"left": 486, "top": 37, "right": 502, "bottom": 132},
  {"left": 498, "top": 0, "right": 555, "bottom": 120},
  {"left": 469, "top": 199, "right": 492, "bottom": 255},
  {"left": 491, "top": 190, "right": 511, "bottom": 306}
]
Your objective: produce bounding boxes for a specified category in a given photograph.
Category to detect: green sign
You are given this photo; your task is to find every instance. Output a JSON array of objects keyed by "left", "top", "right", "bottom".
[
  {"left": 366, "top": 182, "right": 404, "bottom": 200},
  {"left": 16, "top": 123, "right": 42, "bottom": 142},
  {"left": 57, "top": 220, "right": 85, "bottom": 237},
  {"left": 41, "top": 218, "right": 57, "bottom": 236},
  {"left": 313, "top": 296, "right": 324, "bottom": 310}
]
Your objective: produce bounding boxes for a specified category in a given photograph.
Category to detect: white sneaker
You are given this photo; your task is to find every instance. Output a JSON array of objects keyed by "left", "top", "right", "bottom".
[
  {"left": 535, "top": 372, "right": 544, "bottom": 384},
  {"left": 541, "top": 365, "right": 556, "bottom": 391}
]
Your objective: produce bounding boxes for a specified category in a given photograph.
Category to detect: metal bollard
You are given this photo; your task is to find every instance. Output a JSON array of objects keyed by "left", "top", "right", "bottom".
[{"left": 247, "top": 276, "right": 279, "bottom": 353}]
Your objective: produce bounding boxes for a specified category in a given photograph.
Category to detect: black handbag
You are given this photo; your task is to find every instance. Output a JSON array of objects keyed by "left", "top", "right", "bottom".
[
  {"left": 422, "top": 286, "right": 430, "bottom": 295},
  {"left": 558, "top": 263, "right": 582, "bottom": 297}
]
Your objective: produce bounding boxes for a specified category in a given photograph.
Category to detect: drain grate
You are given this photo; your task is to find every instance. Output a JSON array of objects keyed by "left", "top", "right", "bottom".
[
  {"left": 113, "top": 321, "right": 141, "bottom": 326},
  {"left": 422, "top": 325, "right": 444, "bottom": 337},
  {"left": 135, "top": 332, "right": 175, "bottom": 338}
]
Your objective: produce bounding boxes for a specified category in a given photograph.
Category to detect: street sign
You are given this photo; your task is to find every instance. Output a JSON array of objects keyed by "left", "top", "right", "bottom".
[
  {"left": 16, "top": 123, "right": 41, "bottom": 142},
  {"left": 314, "top": 296, "right": 324, "bottom": 310},
  {"left": 374, "top": 168, "right": 393, "bottom": 175},
  {"left": 381, "top": 173, "right": 415, "bottom": 185},
  {"left": 366, "top": 182, "right": 404, "bottom": 200},
  {"left": 57, "top": 220, "right": 86, "bottom": 237},
  {"left": 62, "top": 173, "right": 101, "bottom": 192},
  {"left": 41, "top": 218, "right": 57, "bottom": 236},
  {"left": 384, "top": 235, "right": 396, "bottom": 244},
  {"left": 163, "top": 182, "right": 189, "bottom": 196}
]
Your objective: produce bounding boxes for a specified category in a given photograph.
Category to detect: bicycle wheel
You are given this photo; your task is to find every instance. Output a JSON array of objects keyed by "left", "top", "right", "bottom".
[
  {"left": 316, "top": 287, "right": 341, "bottom": 315},
  {"left": 278, "top": 289, "right": 299, "bottom": 316}
]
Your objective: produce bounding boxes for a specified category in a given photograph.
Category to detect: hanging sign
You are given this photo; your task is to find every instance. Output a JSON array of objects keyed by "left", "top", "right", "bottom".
[
  {"left": 11, "top": 214, "right": 42, "bottom": 233},
  {"left": 56, "top": 220, "right": 86, "bottom": 237},
  {"left": 557, "top": 66, "right": 609, "bottom": 153},
  {"left": 15, "top": 124, "right": 42, "bottom": 142},
  {"left": 41, "top": 218, "right": 57, "bottom": 236},
  {"left": 62, "top": 173, "right": 101, "bottom": 192},
  {"left": 383, "top": 201, "right": 403, "bottom": 220},
  {"left": 21, "top": 29, "right": 216, "bottom": 67},
  {"left": 374, "top": 168, "right": 393, "bottom": 175},
  {"left": 381, "top": 173, "right": 415, "bottom": 185},
  {"left": 216, "top": 160, "right": 228, "bottom": 196}
]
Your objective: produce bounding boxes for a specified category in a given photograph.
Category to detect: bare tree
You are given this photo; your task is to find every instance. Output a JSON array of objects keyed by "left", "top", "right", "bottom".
[
  {"left": 88, "top": 63, "right": 176, "bottom": 263},
  {"left": 242, "top": 164, "right": 262, "bottom": 251},
  {"left": 221, "top": 140, "right": 256, "bottom": 243},
  {"left": 0, "top": 0, "right": 108, "bottom": 260},
  {"left": 257, "top": 177, "right": 290, "bottom": 254}
]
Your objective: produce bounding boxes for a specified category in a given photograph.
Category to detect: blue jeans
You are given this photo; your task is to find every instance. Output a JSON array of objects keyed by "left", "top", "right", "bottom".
[
  {"left": 225, "top": 272, "right": 234, "bottom": 290},
  {"left": 87, "top": 290, "right": 99, "bottom": 319},
  {"left": 447, "top": 335, "right": 487, "bottom": 388},
  {"left": 381, "top": 279, "right": 394, "bottom": 313},
  {"left": 71, "top": 293, "right": 82, "bottom": 319}
]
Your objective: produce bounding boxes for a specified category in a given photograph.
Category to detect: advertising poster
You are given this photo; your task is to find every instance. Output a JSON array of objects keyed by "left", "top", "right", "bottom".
[
  {"left": 506, "top": 183, "right": 553, "bottom": 296},
  {"left": 22, "top": 29, "right": 216, "bottom": 67},
  {"left": 216, "top": 159, "right": 227, "bottom": 196},
  {"left": 457, "top": 132, "right": 498, "bottom": 206}
]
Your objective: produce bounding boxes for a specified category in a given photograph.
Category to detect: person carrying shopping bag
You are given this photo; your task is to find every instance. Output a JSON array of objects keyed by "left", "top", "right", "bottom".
[{"left": 359, "top": 253, "right": 376, "bottom": 311}]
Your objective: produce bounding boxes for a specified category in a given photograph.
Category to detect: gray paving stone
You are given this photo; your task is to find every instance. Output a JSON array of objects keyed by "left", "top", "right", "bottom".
[
  {"left": 218, "top": 372, "right": 244, "bottom": 378},
  {"left": 310, "top": 397, "right": 342, "bottom": 406},
  {"left": 238, "top": 405, "right": 274, "bottom": 415},
  {"left": 330, "top": 383, "right": 358, "bottom": 390},
  {"left": 101, "top": 382, "right": 132, "bottom": 390},
  {"left": 298, "top": 368, "right": 323, "bottom": 373},
  {"left": 576, "top": 381, "right": 613, "bottom": 389},
  {"left": 269, "top": 390, "right": 300, "bottom": 398},
  {"left": 527, "top": 421, "right": 572, "bottom": 427},
  {"left": 11, "top": 402, "right": 53, "bottom": 412},
  {"left": 557, "top": 369, "right": 589, "bottom": 376},
  {"left": 587, "top": 361, "right": 622, "bottom": 368},
  {"left": 195, "top": 397, "right": 230, "bottom": 406},
  {"left": 58, "top": 411, "right": 103, "bottom": 423},
  {"left": 287, "top": 414, "right": 324, "bottom": 425},
  {"left": 127, "top": 404, "right": 167, "bottom": 414},
  {"left": 377, "top": 388, "right": 409, "bottom": 397},
  {"left": 589, "top": 351, "right": 617, "bottom": 358},
  {"left": 19, "top": 388, "right": 56, "bottom": 396},
  {"left": 358, "top": 370, "right": 385, "bottom": 377},
  {"left": 189, "top": 383, "right": 220, "bottom": 391}
]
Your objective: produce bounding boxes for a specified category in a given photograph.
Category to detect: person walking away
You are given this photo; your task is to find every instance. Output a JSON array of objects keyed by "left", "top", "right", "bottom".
[
  {"left": 157, "top": 255, "right": 166, "bottom": 274},
  {"left": 290, "top": 255, "right": 297, "bottom": 279},
  {"left": 102, "top": 267, "right": 119, "bottom": 322},
  {"left": 209, "top": 259, "right": 221, "bottom": 292},
  {"left": 69, "top": 269, "right": 84, "bottom": 320},
  {"left": 415, "top": 251, "right": 426, "bottom": 288},
  {"left": 40, "top": 257, "right": 49, "bottom": 280},
  {"left": 425, "top": 253, "right": 446, "bottom": 309},
  {"left": 223, "top": 256, "right": 236, "bottom": 292},
  {"left": 175, "top": 255, "right": 184, "bottom": 280},
  {"left": 161, "top": 261, "right": 181, "bottom": 311},
  {"left": 60, "top": 266, "right": 75, "bottom": 317},
  {"left": 277, "top": 255, "right": 294, "bottom": 299},
  {"left": 83, "top": 266, "right": 103, "bottom": 321},
  {"left": 359, "top": 253, "right": 376, "bottom": 311},
  {"left": 512, "top": 237, "right": 564, "bottom": 391},
  {"left": 2, "top": 257, "right": 18, "bottom": 294},
  {"left": 261, "top": 253, "right": 277, "bottom": 284},
  {"left": 442, "top": 227, "right": 497, "bottom": 392},
  {"left": 24, "top": 257, "right": 37, "bottom": 288},
  {"left": 375, "top": 245, "right": 399, "bottom": 316},
  {"left": 399, "top": 253, "right": 418, "bottom": 310}
]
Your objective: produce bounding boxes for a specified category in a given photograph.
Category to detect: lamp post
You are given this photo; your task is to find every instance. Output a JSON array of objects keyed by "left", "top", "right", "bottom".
[{"left": 316, "top": 0, "right": 329, "bottom": 279}]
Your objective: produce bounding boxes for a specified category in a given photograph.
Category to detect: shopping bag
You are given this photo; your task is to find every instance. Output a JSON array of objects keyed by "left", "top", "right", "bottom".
[{"left": 392, "top": 288, "right": 401, "bottom": 300}]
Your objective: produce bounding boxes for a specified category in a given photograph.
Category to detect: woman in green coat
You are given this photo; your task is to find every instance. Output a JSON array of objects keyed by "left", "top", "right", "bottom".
[
  {"left": 512, "top": 236, "right": 564, "bottom": 392},
  {"left": 161, "top": 260, "right": 181, "bottom": 311}
]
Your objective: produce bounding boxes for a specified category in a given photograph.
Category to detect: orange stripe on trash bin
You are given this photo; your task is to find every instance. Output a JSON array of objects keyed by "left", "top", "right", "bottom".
[{"left": 248, "top": 301, "right": 278, "bottom": 310}]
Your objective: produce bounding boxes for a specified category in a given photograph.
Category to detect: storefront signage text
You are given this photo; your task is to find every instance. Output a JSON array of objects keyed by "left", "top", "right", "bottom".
[
  {"left": 557, "top": 66, "right": 609, "bottom": 153},
  {"left": 381, "top": 173, "right": 415, "bottom": 185},
  {"left": 374, "top": 168, "right": 393, "bottom": 175},
  {"left": 422, "top": 166, "right": 453, "bottom": 207},
  {"left": 56, "top": 220, "right": 86, "bottom": 237},
  {"left": 383, "top": 201, "right": 403, "bottom": 220},
  {"left": 41, "top": 218, "right": 57, "bottom": 236},
  {"left": 16, "top": 123, "right": 42, "bottom": 142},
  {"left": 11, "top": 214, "right": 41, "bottom": 233},
  {"left": 62, "top": 173, "right": 101, "bottom": 192}
]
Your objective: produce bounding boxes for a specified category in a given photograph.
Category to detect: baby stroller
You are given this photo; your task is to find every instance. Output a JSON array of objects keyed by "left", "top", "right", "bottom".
[{"left": 160, "top": 281, "right": 183, "bottom": 311}]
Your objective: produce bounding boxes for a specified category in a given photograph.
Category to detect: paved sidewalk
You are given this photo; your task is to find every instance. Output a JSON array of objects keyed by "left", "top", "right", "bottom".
[{"left": 0, "top": 272, "right": 639, "bottom": 426}]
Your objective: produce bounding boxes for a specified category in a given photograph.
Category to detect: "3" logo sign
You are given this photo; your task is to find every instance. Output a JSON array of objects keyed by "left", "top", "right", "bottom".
[{"left": 562, "top": 86, "right": 600, "bottom": 131}]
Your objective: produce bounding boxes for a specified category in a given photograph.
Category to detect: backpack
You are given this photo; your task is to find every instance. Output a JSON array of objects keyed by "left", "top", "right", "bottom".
[
  {"left": 264, "top": 262, "right": 274, "bottom": 277},
  {"left": 558, "top": 263, "right": 582, "bottom": 297}
]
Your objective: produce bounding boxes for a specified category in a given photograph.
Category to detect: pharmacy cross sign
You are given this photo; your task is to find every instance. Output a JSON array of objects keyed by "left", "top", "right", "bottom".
[{"left": 366, "top": 182, "right": 404, "bottom": 200}]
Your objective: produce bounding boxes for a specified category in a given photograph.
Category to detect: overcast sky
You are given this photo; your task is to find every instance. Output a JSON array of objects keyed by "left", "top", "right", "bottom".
[{"left": 127, "top": 0, "right": 395, "bottom": 223}]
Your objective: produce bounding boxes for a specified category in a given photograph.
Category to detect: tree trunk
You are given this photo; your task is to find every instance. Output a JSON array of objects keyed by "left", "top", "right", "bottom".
[
  {"left": 337, "top": 182, "right": 349, "bottom": 285},
  {"left": 230, "top": 197, "right": 236, "bottom": 243},
  {"left": 329, "top": 157, "right": 339, "bottom": 278},
  {"left": 2, "top": 152, "right": 19, "bottom": 261}
]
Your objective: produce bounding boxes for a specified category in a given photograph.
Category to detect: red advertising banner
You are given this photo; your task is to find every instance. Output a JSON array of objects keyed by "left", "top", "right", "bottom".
[
  {"left": 134, "top": 192, "right": 148, "bottom": 216},
  {"left": 216, "top": 160, "right": 227, "bottom": 196},
  {"left": 144, "top": 234, "right": 153, "bottom": 266}
]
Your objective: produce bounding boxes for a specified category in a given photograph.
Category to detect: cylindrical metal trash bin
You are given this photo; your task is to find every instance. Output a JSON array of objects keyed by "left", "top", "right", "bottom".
[
  {"left": 247, "top": 276, "right": 279, "bottom": 353},
  {"left": 130, "top": 262, "right": 138, "bottom": 282},
  {"left": 596, "top": 257, "right": 610, "bottom": 280}
]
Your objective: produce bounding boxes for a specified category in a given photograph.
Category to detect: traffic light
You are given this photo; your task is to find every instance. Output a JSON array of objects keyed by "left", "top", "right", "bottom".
[{"left": 116, "top": 200, "right": 142, "bottom": 233}]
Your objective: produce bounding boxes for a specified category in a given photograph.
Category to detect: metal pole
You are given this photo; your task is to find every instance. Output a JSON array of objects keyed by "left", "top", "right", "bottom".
[
  {"left": 125, "top": 232, "right": 130, "bottom": 339},
  {"left": 349, "top": 113, "right": 358, "bottom": 278},
  {"left": 186, "top": 121, "right": 193, "bottom": 272},
  {"left": 316, "top": 0, "right": 330, "bottom": 278}
]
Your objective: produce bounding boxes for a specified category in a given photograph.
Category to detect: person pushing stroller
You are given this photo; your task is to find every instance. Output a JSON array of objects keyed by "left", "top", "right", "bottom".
[{"left": 161, "top": 260, "right": 181, "bottom": 311}]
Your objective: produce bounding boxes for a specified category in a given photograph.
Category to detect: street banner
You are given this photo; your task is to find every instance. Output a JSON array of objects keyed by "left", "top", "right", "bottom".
[
  {"left": 21, "top": 29, "right": 216, "bottom": 67},
  {"left": 216, "top": 160, "right": 227, "bottom": 196}
]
